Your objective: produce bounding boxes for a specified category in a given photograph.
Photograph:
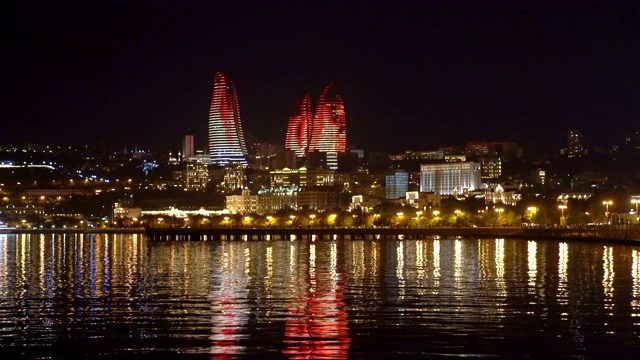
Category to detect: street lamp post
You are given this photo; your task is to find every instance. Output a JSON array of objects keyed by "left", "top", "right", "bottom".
[
  {"left": 495, "top": 208, "right": 504, "bottom": 225},
  {"left": 558, "top": 205, "right": 567, "bottom": 226},
  {"left": 603, "top": 200, "right": 612, "bottom": 222}
]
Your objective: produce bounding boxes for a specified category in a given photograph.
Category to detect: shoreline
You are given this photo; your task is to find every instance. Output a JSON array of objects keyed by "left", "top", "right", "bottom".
[{"left": 2, "top": 226, "right": 639, "bottom": 244}]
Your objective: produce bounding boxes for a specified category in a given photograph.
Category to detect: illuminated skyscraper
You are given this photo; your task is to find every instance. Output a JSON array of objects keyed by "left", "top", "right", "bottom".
[
  {"left": 182, "top": 134, "right": 194, "bottom": 161},
  {"left": 208, "top": 72, "right": 248, "bottom": 166},
  {"left": 285, "top": 94, "right": 313, "bottom": 157},
  {"left": 309, "top": 81, "right": 346, "bottom": 169},
  {"left": 386, "top": 169, "right": 408, "bottom": 199},
  {"left": 566, "top": 129, "right": 584, "bottom": 158}
]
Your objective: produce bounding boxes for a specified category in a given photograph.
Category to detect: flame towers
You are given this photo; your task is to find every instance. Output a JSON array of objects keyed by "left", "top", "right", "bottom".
[
  {"left": 208, "top": 72, "right": 248, "bottom": 166},
  {"left": 310, "top": 81, "right": 346, "bottom": 154},
  {"left": 285, "top": 94, "right": 313, "bottom": 157},
  {"left": 285, "top": 81, "right": 346, "bottom": 168}
]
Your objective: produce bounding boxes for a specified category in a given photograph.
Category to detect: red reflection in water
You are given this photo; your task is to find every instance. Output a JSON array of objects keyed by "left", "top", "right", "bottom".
[
  {"left": 284, "top": 276, "right": 350, "bottom": 359},
  {"left": 209, "top": 295, "right": 247, "bottom": 359}
]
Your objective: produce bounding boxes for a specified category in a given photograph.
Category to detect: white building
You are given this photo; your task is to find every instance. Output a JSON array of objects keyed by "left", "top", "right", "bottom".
[
  {"left": 226, "top": 189, "right": 258, "bottom": 214},
  {"left": 419, "top": 162, "right": 481, "bottom": 196}
]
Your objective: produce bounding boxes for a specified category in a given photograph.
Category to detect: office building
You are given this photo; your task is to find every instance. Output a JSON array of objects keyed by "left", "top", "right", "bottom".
[
  {"left": 184, "top": 160, "right": 209, "bottom": 191},
  {"left": 566, "top": 130, "right": 585, "bottom": 158},
  {"left": 182, "top": 135, "right": 194, "bottom": 161},
  {"left": 385, "top": 170, "right": 408, "bottom": 199},
  {"left": 419, "top": 162, "right": 481, "bottom": 196},
  {"left": 481, "top": 157, "right": 502, "bottom": 180}
]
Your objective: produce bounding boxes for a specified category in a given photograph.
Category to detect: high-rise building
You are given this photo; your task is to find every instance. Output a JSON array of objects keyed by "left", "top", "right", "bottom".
[
  {"left": 185, "top": 160, "right": 209, "bottom": 191},
  {"left": 182, "top": 135, "right": 194, "bottom": 161},
  {"left": 385, "top": 170, "right": 408, "bottom": 199},
  {"left": 309, "top": 81, "right": 346, "bottom": 169},
  {"left": 208, "top": 72, "right": 248, "bottom": 166},
  {"left": 285, "top": 94, "right": 313, "bottom": 157},
  {"left": 284, "top": 82, "right": 347, "bottom": 170},
  {"left": 223, "top": 162, "right": 246, "bottom": 191},
  {"left": 419, "top": 162, "right": 481, "bottom": 196},
  {"left": 566, "top": 130, "right": 584, "bottom": 158},
  {"left": 481, "top": 157, "right": 502, "bottom": 180}
]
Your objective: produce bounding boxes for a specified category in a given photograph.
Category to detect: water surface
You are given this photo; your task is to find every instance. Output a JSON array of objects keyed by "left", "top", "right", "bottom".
[{"left": 1, "top": 233, "right": 640, "bottom": 358}]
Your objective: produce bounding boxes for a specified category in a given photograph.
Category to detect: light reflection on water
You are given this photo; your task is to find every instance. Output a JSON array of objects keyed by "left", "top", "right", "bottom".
[{"left": 1, "top": 234, "right": 640, "bottom": 358}]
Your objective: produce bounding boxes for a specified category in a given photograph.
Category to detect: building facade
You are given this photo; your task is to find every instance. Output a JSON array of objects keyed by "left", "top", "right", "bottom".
[
  {"left": 298, "top": 190, "right": 342, "bottom": 211},
  {"left": 481, "top": 157, "right": 502, "bottom": 180},
  {"left": 385, "top": 170, "right": 408, "bottom": 199},
  {"left": 270, "top": 167, "right": 334, "bottom": 189},
  {"left": 419, "top": 162, "right": 481, "bottom": 196},
  {"left": 226, "top": 189, "right": 258, "bottom": 214},
  {"left": 208, "top": 72, "right": 248, "bottom": 166},
  {"left": 309, "top": 81, "right": 346, "bottom": 170},
  {"left": 185, "top": 160, "right": 209, "bottom": 190},
  {"left": 285, "top": 94, "right": 313, "bottom": 157},
  {"left": 182, "top": 135, "right": 194, "bottom": 161},
  {"left": 566, "top": 130, "right": 585, "bottom": 158}
]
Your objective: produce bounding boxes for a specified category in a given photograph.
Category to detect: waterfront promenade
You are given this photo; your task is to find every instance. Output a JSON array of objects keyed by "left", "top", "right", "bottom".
[
  {"left": 4, "top": 225, "right": 639, "bottom": 244},
  {"left": 145, "top": 225, "right": 640, "bottom": 243},
  {"left": 7, "top": 228, "right": 146, "bottom": 235}
]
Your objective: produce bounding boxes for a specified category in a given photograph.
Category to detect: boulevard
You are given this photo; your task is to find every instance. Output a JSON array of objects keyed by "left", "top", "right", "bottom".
[{"left": 145, "top": 224, "right": 640, "bottom": 243}]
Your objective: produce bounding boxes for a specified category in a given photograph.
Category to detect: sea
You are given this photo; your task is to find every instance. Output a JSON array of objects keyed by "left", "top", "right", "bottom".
[{"left": 1, "top": 233, "right": 640, "bottom": 359}]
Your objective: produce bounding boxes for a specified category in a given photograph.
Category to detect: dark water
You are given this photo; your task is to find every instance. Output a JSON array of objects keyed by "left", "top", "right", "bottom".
[{"left": 1, "top": 233, "right": 640, "bottom": 359}]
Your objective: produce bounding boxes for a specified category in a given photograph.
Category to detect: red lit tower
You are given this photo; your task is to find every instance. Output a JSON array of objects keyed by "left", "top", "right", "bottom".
[
  {"left": 285, "top": 94, "right": 313, "bottom": 158},
  {"left": 309, "top": 81, "right": 346, "bottom": 169},
  {"left": 208, "top": 72, "right": 248, "bottom": 166}
]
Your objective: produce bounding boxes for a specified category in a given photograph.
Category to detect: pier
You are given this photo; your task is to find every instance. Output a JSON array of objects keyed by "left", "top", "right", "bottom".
[{"left": 145, "top": 225, "right": 640, "bottom": 243}]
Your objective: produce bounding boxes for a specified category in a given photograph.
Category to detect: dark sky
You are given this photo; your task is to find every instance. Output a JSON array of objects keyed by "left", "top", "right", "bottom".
[{"left": 3, "top": 1, "right": 639, "bottom": 156}]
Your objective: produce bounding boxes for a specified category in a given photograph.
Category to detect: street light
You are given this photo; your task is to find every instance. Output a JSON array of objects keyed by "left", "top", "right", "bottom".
[
  {"left": 558, "top": 205, "right": 566, "bottom": 217},
  {"left": 558, "top": 205, "right": 567, "bottom": 226},
  {"left": 603, "top": 200, "right": 613, "bottom": 219},
  {"left": 495, "top": 208, "right": 504, "bottom": 225}
]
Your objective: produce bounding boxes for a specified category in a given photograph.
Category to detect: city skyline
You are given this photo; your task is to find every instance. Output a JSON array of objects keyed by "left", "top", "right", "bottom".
[{"left": 3, "top": 1, "right": 639, "bottom": 155}]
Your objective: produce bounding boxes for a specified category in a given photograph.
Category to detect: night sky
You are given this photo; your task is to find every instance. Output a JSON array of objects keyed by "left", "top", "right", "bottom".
[{"left": 3, "top": 1, "right": 639, "bottom": 156}]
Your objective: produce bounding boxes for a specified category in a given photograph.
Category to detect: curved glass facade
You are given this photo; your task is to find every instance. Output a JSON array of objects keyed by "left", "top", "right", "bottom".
[
  {"left": 285, "top": 94, "right": 313, "bottom": 157},
  {"left": 208, "top": 72, "right": 248, "bottom": 166}
]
